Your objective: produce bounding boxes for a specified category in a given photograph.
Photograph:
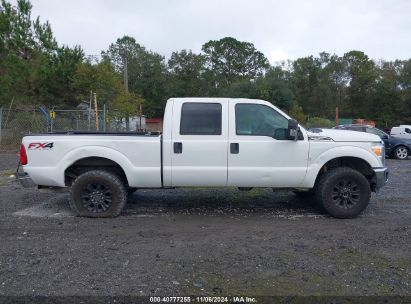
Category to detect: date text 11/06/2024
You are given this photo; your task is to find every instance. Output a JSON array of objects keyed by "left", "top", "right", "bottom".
[{"left": 149, "top": 296, "right": 257, "bottom": 303}]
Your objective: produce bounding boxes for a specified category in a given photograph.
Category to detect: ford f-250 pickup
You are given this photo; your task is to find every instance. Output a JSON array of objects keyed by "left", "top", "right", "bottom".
[{"left": 19, "top": 98, "right": 388, "bottom": 218}]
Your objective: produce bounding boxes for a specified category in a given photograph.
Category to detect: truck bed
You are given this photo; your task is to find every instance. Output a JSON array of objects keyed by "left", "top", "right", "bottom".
[{"left": 22, "top": 133, "right": 163, "bottom": 188}]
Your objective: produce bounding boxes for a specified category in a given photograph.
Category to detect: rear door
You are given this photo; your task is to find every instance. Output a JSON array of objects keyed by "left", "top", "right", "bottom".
[{"left": 171, "top": 100, "right": 229, "bottom": 186}]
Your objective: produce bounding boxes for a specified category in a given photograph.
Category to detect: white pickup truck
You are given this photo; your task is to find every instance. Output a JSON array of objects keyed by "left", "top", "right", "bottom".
[{"left": 19, "top": 98, "right": 388, "bottom": 218}]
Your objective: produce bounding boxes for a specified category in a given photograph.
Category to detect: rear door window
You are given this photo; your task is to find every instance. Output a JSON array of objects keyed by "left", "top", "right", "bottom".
[{"left": 180, "top": 103, "right": 222, "bottom": 135}]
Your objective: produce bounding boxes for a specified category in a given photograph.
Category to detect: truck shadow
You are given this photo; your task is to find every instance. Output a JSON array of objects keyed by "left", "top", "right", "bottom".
[{"left": 125, "top": 188, "right": 326, "bottom": 217}]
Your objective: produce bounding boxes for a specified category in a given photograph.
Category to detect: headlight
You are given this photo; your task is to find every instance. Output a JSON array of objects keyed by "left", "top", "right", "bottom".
[
  {"left": 372, "top": 145, "right": 382, "bottom": 157},
  {"left": 372, "top": 142, "right": 385, "bottom": 165}
]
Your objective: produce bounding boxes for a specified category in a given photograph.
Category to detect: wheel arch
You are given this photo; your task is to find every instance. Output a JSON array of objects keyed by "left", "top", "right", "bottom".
[
  {"left": 301, "top": 146, "right": 380, "bottom": 190},
  {"left": 313, "top": 156, "right": 375, "bottom": 189},
  {"left": 65, "top": 156, "right": 129, "bottom": 187},
  {"left": 59, "top": 146, "right": 133, "bottom": 187}
]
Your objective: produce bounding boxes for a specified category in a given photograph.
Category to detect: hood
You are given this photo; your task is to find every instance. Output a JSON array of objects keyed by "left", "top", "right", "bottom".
[{"left": 307, "top": 128, "right": 381, "bottom": 142}]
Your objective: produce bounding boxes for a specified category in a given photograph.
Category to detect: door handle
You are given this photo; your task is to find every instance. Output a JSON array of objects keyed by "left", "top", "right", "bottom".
[
  {"left": 174, "top": 142, "right": 182, "bottom": 154},
  {"left": 230, "top": 143, "right": 239, "bottom": 154}
]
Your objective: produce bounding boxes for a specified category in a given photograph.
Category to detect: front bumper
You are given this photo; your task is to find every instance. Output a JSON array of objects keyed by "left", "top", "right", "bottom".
[{"left": 373, "top": 167, "right": 389, "bottom": 190}]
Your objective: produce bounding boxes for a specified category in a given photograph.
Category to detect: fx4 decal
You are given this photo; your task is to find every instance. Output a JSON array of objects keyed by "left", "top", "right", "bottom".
[{"left": 28, "top": 142, "right": 54, "bottom": 150}]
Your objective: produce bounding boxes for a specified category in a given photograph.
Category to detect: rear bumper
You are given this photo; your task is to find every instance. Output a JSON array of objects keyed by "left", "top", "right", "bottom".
[
  {"left": 16, "top": 169, "right": 68, "bottom": 194},
  {"left": 373, "top": 167, "right": 389, "bottom": 190},
  {"left": 16, "top": 162, "right": 36, "bottom": 188},
  {"left": 16, "top": 172, "right": 36, "bottom": 188}
]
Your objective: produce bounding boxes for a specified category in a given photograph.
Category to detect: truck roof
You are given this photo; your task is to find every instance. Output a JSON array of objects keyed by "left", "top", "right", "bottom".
[{"left": 170, "top": 97, "right": 269, "bottom": 103}]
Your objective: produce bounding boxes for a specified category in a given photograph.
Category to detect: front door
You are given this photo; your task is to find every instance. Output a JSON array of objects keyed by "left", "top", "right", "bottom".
[
  {"left": 227, "top": 100, "right": 309, "bottom": 187},
  {"left": 171, "top": 99, "right": 229, "bottom": 187}
]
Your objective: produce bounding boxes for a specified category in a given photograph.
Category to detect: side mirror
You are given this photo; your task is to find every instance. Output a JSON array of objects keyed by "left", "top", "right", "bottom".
[
  {"left": 382, "top": 134, "right": 389, "bottom": 140},
  {"left": 288, "top": 119, "right": 299, "bottom": 140}
]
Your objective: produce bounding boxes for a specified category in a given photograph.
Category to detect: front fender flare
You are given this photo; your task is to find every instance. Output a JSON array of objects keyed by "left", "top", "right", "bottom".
[{"left": 301, "top": 146, "right": 381, "bottom": 188}]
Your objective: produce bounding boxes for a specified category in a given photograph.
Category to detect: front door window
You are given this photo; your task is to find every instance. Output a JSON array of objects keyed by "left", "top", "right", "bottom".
[{"left": 235, "top": 104, "right": 288, "bottom": 140}]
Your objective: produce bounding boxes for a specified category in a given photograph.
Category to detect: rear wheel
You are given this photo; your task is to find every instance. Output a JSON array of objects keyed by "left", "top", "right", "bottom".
[
  {"left": 69, "top": 170, "right": 127, "bottom": 218},
  {"left": 315, "top": 167, "right": 371, "bottom": 219},
  {"left": 393, "top": 146, "right": 408, "bottom": 160}
]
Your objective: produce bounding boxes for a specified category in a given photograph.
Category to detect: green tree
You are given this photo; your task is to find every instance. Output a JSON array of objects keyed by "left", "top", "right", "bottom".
[
  {"left": 0, "top": 0, "right": 83, "bottom": 107},
  {"left": 289, "top": 104, "right": 307, "bottom": 124},
  {"left": 255, "top": 66, "right": 295, "bottom": 111},
  {"left": 342, "top": 50, "right": 377, "bottom": 118},
  {"left": 102, "top": 36, "right": 167, "bottom": 117},
  {"left": 202, "top": 37, "right": 269, "bottom": 88},
  {"left": 72, "top": 60, "right": 143, "bottom": 130},
  {"left": 306, "top": 117, "right": 334, "bottom": 128},
  {"left": 399, "top": 59, "right": 411, "bottom": 123},
  {"left": 167, "top": 49, "right": 207, "bottom": 97},
  {"left": 290, "top": 55, "right": 323, "bottom": 116},
  {"left": 72, "top": 61, "right": 126, "bottom": 107}
]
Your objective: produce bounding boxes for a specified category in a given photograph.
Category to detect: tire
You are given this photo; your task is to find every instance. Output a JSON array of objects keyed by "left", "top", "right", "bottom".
[
  {"left": 293, "top": 190, "right": 315, "bottom": 198},
  {"left": 393, "top": 146, "right": 409, "bottom": 160},
  {"left": 315, "top": 167, "right": 371, "bottom": 219},
  {"left": 69, "top": 170, "right": 127, "bottom": 218}
]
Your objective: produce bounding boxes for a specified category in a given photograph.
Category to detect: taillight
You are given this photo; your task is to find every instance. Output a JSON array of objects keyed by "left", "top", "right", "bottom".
[{"left": 20, "top": 144, "right": 28, "bottom": 165}]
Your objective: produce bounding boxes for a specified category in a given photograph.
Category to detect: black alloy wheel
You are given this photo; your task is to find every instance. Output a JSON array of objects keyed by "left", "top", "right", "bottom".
[
  {"left": 331, "top": 179, "right": 360, "bottom": 209},
  {"left": 81, "top": 182, "right": 113, "bottom": 213}
]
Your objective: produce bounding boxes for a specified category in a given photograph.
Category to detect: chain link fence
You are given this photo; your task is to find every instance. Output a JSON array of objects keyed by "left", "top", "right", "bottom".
[
  {"left": 0, "top": 105, "right": 150, "bottom": 151},
  {"left": 0, "top": 106, "right": 45, "bottom": 151}
]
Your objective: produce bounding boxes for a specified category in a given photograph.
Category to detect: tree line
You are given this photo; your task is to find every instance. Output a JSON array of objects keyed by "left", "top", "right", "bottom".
[{"left": 1, "top": 0, "right": 411, "bottom": 127}]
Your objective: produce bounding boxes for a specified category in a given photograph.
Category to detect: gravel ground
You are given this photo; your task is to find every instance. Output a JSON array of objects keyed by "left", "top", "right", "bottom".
[
  {"left": 0, "top": 152, "right": 18, "bottom": 171},
  {"left": 0, "top": 154, "right": 410, "bottom": 296}
]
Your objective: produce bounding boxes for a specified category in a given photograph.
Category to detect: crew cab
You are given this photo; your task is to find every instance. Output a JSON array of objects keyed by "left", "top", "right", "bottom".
[{"left": 19, "top": 98, "right": 388, "bottom": 218}]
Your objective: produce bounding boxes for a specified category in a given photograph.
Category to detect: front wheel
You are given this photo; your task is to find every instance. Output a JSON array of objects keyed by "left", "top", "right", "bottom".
[
  {"left": 69, "top": 170, "right": 127, "bottom": 218},
  {"left": 393, "top": 146, "right": 408, "bottom": 160},
  {"left": 315, "top": 167, "right": 371, "bottom": 219}
]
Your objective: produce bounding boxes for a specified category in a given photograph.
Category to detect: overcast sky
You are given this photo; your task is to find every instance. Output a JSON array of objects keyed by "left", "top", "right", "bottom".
[{"left": 24, "top": 0, "right": 411, "bottom": 63}]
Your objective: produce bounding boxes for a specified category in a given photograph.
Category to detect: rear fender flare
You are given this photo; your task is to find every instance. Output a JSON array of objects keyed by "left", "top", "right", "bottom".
[{"left": 58, "top": 146, "right": 134, "bottom": 187}]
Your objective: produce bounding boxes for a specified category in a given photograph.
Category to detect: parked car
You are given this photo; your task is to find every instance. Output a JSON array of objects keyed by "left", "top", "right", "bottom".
[
  {"left": 391, "top": 125, "right": 411, "bottom": 139},
  {"left": 18, "top": 98, "right": 388, "bottom": 219},
  {"left": 334, "top": 124, "right": 411, "bottom": 160}
]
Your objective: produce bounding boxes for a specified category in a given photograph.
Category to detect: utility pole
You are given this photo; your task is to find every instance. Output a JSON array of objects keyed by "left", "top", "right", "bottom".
[
  {"left": 103, "top": 104, "right": 106, "bottom": 132},
  {"left": 123, "top": 54, "right": 128, "bottom": 93},
  {"left": 88, "top": 90, "right": 92, "bottom": 131},
  {"left": 94, "top": 93, "right": 99, "bottom": 131},
  {"left": 335, "top": 107, "right": 339, "bottom": 126},
  {"left": 119, "top": 48, "right": 129, "bottom": 93},
  {"left": 119, "top": 48, "right": 130, "bottom": 131},
  {"left": 139, "top": 103, "right": 142, "bottom": 131}
]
